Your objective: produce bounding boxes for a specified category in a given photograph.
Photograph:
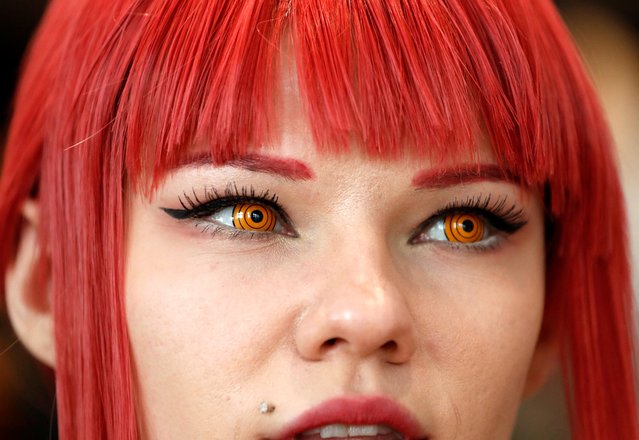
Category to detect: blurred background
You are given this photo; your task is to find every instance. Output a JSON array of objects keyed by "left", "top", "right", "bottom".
[{"left": 1, "top": 1, "right": 637, "bottom": 438}]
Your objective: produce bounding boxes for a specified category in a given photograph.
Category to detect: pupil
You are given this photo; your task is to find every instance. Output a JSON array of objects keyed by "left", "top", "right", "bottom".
[
  {"left": 250, "top": 210, "right": 264, "bottom": 223},
  {"left": 462, "top": 219, "right": 475, "bottom": 232}
]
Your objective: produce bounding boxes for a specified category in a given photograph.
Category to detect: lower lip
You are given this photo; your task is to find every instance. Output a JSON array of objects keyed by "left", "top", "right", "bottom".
[{"left": 275, "top": 396, "right": 427, "bottom": 440}]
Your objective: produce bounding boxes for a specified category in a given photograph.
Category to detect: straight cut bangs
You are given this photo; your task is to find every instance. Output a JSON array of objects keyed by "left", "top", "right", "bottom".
[{"left": 0, "top": 0, "right": 636, "bottom": 439}]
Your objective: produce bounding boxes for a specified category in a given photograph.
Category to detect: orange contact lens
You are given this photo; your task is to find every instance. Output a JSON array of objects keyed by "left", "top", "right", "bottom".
[
  {"left": 444, "top": 213, "right": 484, "bottom": 243},
  {"left": 232, "top": 203, "right": 276, "bottom": 232}
]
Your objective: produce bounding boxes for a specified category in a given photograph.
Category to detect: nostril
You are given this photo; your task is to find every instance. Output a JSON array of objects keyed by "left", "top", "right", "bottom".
[
  {"left": 322, "top": 337, "right": 340, "bottom": 349},
  {"left": 381, "top": 340, "right": 397, "bottom": 351}
]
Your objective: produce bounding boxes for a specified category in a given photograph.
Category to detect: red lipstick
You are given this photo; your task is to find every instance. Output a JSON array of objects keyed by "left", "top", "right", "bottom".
[{"left": 275, "top": 396, "right": 427, "bottom": 440}]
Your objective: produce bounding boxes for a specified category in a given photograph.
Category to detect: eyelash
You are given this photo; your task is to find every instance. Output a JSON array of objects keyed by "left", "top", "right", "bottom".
[
  {"left": 162, "top": 185, "right": 528, "bottom": 249},
  {"left": 161, "top": 184, "right": 294, "bottom": 241},
  {"left": 408, "top": 194, "right": 528, "bottom": 252}
]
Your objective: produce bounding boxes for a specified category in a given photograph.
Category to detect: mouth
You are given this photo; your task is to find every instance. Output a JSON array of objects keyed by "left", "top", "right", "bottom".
[{"left": 275, "top": 396, "right": 429, "bottom": 440}]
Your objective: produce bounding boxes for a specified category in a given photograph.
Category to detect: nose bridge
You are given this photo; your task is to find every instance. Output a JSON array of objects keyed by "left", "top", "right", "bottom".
[{"left": 295, "top": 232, "right": 416, "bottom": 364}]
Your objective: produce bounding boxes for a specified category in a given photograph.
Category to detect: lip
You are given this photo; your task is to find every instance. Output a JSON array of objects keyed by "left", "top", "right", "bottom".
[{"left": 274, "top": 396, "right": 428, "bottom": 440}]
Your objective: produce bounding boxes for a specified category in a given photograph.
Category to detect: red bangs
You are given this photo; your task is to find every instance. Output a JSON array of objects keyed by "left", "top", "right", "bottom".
[{"left": 72, "top": 0, "right": 570, "bottom": 192}]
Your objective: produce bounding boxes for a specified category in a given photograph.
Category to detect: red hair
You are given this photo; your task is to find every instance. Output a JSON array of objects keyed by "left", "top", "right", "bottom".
[{"left": 1, "top": 0, "right": 636, "bottom": 438}]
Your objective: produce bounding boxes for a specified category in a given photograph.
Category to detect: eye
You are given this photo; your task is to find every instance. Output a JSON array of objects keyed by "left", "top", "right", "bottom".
[
  {"left": 161, "top": 185, "right": 297, "bottom": 238},
  {"left": 410, "top": 195, "right": 529, "bottom": 249},
  {"left": 213, "top": 203, "right": 279, "bottom": 232}
]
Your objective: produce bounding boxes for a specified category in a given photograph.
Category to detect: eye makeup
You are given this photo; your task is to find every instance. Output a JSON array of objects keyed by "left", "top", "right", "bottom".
[
  {"left": 161, "top": 183, "right": 528, "bottom": 252},
  {"left": 161, "top": 183, "right": 297, "bottom": 240},
  {"left": 408, "top": 194, "right": 529, "bottom": 252}
]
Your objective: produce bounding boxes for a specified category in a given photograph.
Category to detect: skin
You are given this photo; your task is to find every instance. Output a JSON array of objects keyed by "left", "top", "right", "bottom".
[
  {"left": 123, "top": 56, "right": 548, "bottom": 438},
  {"left": 125, "top": 140, "right": 546, "bottom": 439}
]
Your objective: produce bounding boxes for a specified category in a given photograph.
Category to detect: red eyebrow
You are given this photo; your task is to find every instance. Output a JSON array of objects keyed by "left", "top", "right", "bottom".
[
  {"left": 411, "top": 164, "right": 517, "bottom": 189},
  {"left": 176, "top": 153, "right": 315, "bottom": 180}
]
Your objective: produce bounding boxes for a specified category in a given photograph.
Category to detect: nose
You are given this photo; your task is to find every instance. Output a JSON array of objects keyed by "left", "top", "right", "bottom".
[{"left": 294, "top": 241, "right": 417, "bottom": 365}]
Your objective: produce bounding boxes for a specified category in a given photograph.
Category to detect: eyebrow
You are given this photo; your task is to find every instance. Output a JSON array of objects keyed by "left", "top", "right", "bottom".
[
  {"left": 176, "top": 153, "right": 315, "bottom": 180},
  {"left": 411, "top": 164, "right": 517, "bottom": 189}
]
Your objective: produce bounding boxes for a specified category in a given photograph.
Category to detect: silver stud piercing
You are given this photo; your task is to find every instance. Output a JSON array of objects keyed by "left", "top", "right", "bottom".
[{"left": 259, "top": 401, "right": 276, "bottom": 414}]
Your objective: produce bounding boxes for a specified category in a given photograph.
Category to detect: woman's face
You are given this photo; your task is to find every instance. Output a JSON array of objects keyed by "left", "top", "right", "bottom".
[{"left": 125, "top": 68, "right": 547, "bottom": 440}]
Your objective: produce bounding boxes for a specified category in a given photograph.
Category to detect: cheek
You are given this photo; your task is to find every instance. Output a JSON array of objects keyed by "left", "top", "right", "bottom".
[
  {"left": 405, "top": 244, "right": 546, "bottom": 437},
  {"left": 124, "top": 214, "right": 299, "bottom": 437}
]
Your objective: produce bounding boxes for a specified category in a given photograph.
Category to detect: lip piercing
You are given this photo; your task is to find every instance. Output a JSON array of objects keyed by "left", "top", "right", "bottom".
[{"left": 259, "top": 401, "right": 276, "bottom": 414}]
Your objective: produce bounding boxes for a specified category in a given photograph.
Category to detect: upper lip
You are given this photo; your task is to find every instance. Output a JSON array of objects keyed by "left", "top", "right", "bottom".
[{"left": 274, "top": 395, "right": 428, "bottom": 439}]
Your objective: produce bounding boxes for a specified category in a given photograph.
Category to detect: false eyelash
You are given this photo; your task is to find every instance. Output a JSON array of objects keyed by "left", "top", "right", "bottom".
[
  {"left": 407, "top": 193, "right": 529, "bottom": 252},
  {"left": 164, "top": 183, "right": 284, "bottom": 221},
  {"left": 435, "top": 193, "right": 528, "bottom": 233}
]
